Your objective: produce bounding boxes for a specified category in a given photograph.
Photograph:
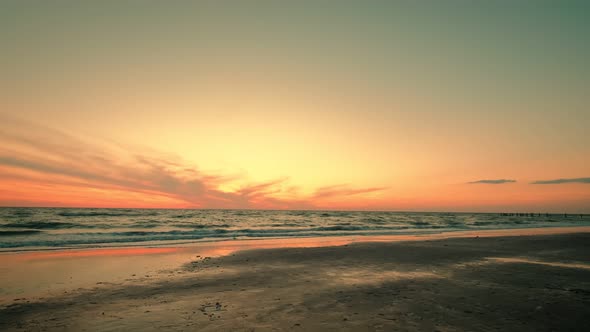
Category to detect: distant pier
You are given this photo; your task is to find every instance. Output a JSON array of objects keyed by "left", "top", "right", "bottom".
[{"left": 499, "top": 213, "right": 585, "bottom": 219}]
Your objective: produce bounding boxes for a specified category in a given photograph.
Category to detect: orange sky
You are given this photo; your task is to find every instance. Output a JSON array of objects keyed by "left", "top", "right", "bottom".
[
  {"left": 1, "top": 114, "right": 588, "bottom": 212},
  {"left": 1, "top": 2, "right": 589, "bottom": 212}
]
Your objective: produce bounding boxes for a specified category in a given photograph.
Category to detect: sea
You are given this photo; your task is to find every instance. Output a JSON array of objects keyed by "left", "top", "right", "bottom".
[{"left": 1, "top": 208, "right": 588, "bottom": 251}]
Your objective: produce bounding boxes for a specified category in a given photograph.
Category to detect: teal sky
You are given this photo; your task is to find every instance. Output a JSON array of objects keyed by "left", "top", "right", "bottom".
[{"left": 3, "top": 1, "right": 588, "bottom": 130}]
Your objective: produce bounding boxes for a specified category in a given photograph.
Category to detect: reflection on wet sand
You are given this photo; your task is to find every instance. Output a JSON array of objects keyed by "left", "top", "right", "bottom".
[
  {"left": 8, "top": 226, "right": 590, "bottom": 261},
  {"left": 14, "top": 247, "right": 180, "bottom": 261},
  {"left": 1, "top": 231, "right": 589, "bottom": 331},
  {"left": 487, "top": 257, "right": 590, "bottom": 270},
  {"left": 1, "top": 227, "right": 589, "bottom": 307}
]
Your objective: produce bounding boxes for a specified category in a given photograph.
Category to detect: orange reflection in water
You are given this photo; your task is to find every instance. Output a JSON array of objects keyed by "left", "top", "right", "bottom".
[
  {"left": 9, "top": 226, "right": 590, "bottom": 263},
  {"left": 15, "top": 247, "right": 180, "bottom": 261},
  {"left": 192, "top": 226, "right": 590, "bottom": 257},
  {"left": 195, "top": 237, "right": 356, "bottom": 257}
]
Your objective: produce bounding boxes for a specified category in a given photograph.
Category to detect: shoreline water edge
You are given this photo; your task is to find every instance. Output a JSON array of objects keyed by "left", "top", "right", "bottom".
[
  {"left": 1, "top": 228, "right": 589, "bottom": 331},
  {"left": 1, "top": 207, "right": 589, "bottom": 251}
]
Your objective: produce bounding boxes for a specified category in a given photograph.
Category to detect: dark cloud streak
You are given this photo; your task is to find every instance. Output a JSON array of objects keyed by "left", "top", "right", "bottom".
[
  {"left": 313, "top": 184, "right": 387, "bottom": 198},
  {"left": 468, "top": 179, "right": 516, "bottom": 184},
  {"left": 531, "top": 177, "right": 590, "bottom": 184}
]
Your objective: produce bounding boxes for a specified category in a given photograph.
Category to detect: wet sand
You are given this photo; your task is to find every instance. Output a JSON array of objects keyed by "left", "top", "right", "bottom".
[{"left": 1, "top": 228, "right": 590, "bottom": 331}]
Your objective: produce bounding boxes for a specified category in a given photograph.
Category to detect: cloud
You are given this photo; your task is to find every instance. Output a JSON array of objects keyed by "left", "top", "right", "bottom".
[
  {"left": 312, "top": 184, "right": 387, "bottom": 199},
  {"left": 0, "top": 116, "right": 384, "bottom": 209},
  {"left": 468, "top": 179, "right": 516, "bottom": 184},
  {"left": 531, "top": 177, "right": 590, "bottom": 184}
]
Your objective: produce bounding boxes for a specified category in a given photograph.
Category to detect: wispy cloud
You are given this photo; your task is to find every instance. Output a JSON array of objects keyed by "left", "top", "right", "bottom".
[
  {"left": 0, "top": 116, "right": 384, "bottom": 209},
  {"left": 312, "top": 184, "right": 387, "bottom": 199},
  {"left": 467, "top": 179, "right": 516, "bottom": 184},
  {"left": 531, "top": 177, "right": 590, "bottom": 185}
]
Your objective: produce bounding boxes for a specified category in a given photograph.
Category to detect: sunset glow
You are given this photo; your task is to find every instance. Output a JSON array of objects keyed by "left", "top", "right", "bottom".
[{"left": 1, "top": 2, "right": 588, "bottom": 212}]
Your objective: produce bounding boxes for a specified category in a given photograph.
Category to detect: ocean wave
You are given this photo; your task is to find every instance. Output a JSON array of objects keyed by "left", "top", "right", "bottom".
[
  {"left": 0, "top": 229, "right": 426, "bottom": 248},
  {"left": 127, "top": 223, "right": 161, "bottom": 228},
  {"left": 171, "top": 214, "right": 197, "bottom": 219},
  {"left": 2, "top": 221, "right": 81, "bottom": 229},
  {"left": 261, "top": 223, "right": 304, "bottom": 227},
  {"left": 171, "top": 223, "right": 231, "bottom": 229},
  {"left": 314, "top": 225, "right": 364, "bottom": 231},
  {"left": 4, "top": 210, "right": 34, "bottom": 218},
  {"left": 0, "top": 230, "right": 42, "bottom": 236},
  {"left": 361, "top": 218, "right": 387, "bottom": 224},
  {"left": 471, "top": 221, "right": 495, "bottom": 226},
  {"left": 1, "top": 208, "right": 588, "bottom": 250}
]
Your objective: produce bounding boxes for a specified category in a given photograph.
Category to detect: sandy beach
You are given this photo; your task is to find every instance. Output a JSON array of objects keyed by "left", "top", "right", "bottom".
[{"left": 1, "top": 227, "right": 590, "bottom": 331}]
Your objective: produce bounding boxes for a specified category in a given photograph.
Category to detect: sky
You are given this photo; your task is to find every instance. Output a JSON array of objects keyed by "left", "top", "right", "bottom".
[{"left": 1, "top": 1, "right": 589, "bottom": 212}]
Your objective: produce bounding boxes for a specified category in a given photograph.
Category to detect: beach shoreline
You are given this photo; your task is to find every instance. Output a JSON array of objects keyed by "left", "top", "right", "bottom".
[
  {"left": 2, "top": 224, "right": 589, "bottom": 253},
  {"left": 1, "top": 227, "right": 590, "bottom": 331}
]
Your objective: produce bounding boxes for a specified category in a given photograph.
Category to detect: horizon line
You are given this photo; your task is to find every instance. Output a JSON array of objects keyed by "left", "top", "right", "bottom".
[{"left": 0, "top": 205, "right": 587, "bottom": 215}]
